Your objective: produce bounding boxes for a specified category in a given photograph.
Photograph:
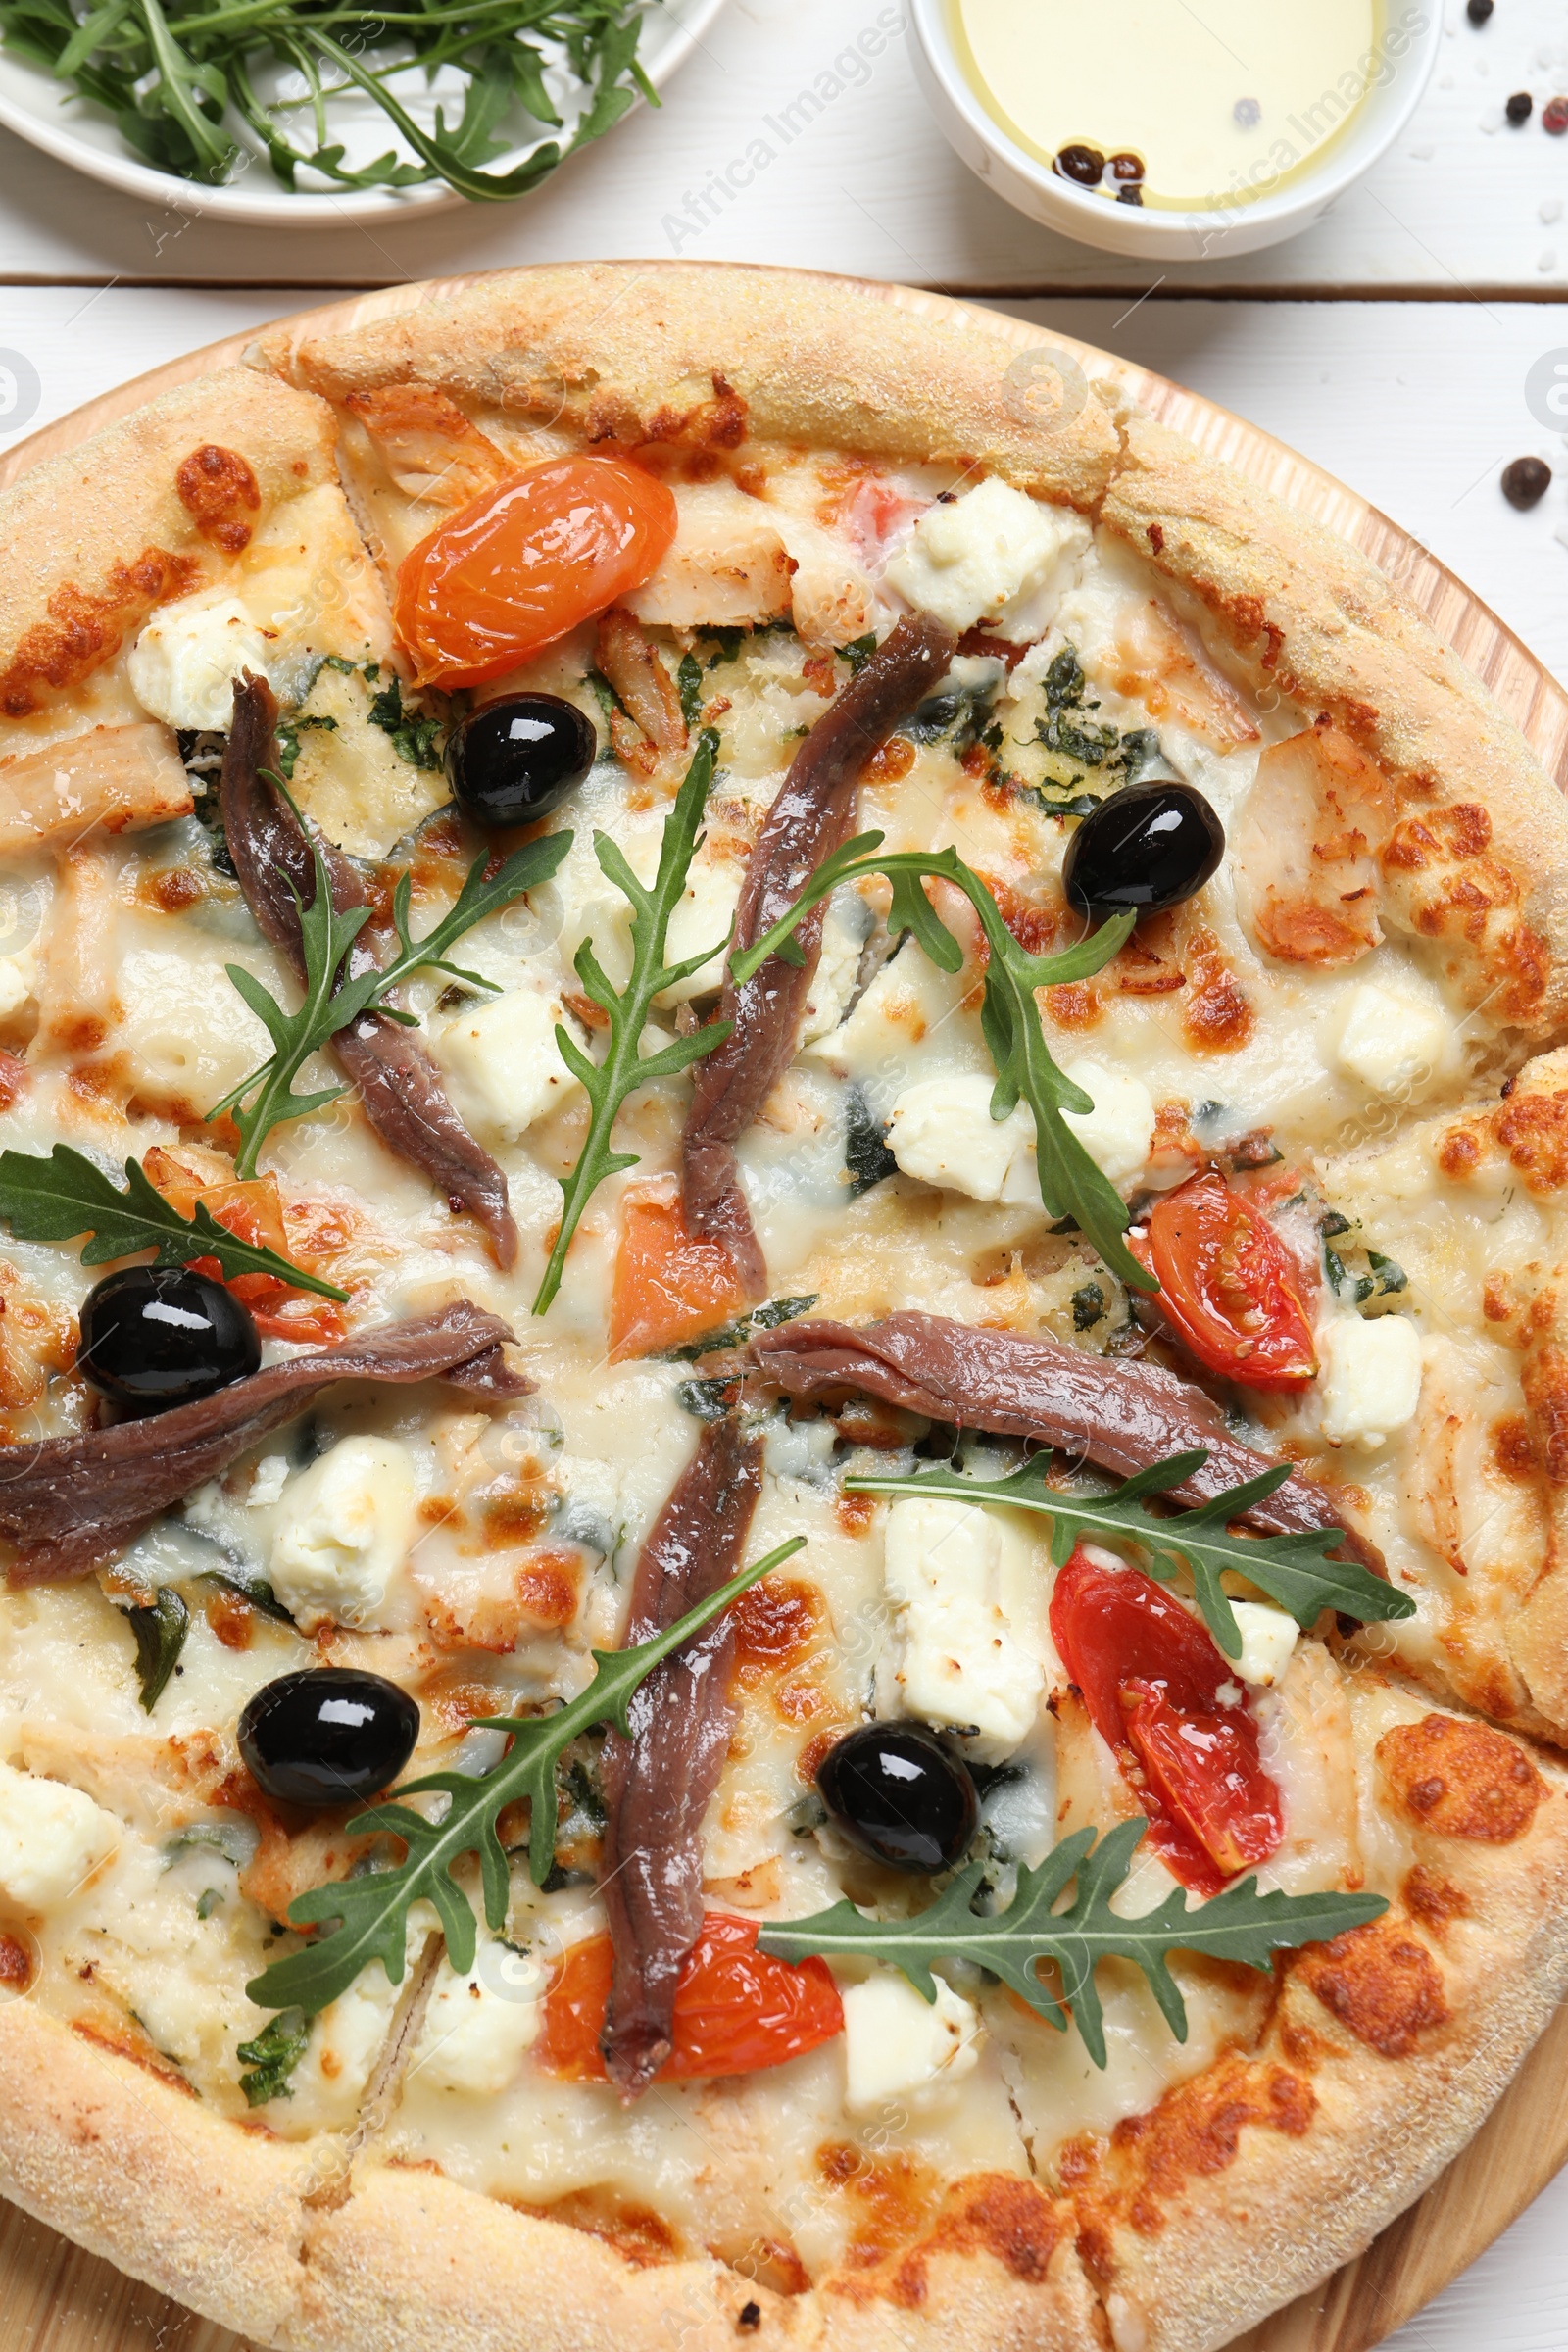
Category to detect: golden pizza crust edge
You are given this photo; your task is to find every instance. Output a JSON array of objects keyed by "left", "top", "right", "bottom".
[
  {"left": 247, "top": 260, "right": 1125, "bottom": 511},
  {"left": 0, "top": 366, "right": 339, "bottom": 731},
  {"left": 0, "top": 2000, "right": 313, "bottom": 2340}
]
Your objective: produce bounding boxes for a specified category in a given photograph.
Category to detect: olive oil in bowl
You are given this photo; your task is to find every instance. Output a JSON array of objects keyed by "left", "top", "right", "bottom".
[{"left": 948, "top": 0, "right": 1385, "bottom": 213}]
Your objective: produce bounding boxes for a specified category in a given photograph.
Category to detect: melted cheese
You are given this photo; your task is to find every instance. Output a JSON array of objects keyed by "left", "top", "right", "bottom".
[{"left": 0, "top": 427, "right": 1541, "bottom": 2263}]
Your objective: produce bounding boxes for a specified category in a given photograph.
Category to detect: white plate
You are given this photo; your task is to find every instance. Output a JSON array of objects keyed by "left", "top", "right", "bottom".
[{"left": 0, "top": 0, "right": 726, "bottom": 226}]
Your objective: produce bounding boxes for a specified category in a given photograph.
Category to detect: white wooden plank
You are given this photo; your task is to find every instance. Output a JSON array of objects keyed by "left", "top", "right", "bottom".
[
  {"left": 1382, "top": 2161, "right": 1568, "bottom": 2352},
  {"left": 0, "top": 0, "right": 1564, "bottom": 291}
]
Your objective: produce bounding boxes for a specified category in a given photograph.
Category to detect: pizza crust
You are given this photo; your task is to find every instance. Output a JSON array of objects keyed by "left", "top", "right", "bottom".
[
  {"left": 0, "top": 368, "right": 337, "bottom": 733},
  {"left": 1067, "top": 1736, "right": 1568, "bottom": 2352},
  {"left": 0, "top": 2002, "right": 313, "bottom": 2341},
  {"left": 1099, "top": 415, "right": 1568, "bottom": 1036},
  {"left": 248, "top": 263, "right": 1123, "bottom": 514}
]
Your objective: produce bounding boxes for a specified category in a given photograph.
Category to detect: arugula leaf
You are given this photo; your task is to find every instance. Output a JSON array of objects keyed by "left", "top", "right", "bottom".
[
  {"left": 534, "top": 729, "right": 730, "bottom": 1316},
  {"left": 0, "top": 1144, "right": 347, "bottom": 1301},
  {"left": 728, "top": 830, "right": 1146, "bottom": 1288},
  {"left": 236, "top": 2008, "right": 313, "bottom": 2106},
  {"left": 676, "top": 651, "right": 704, "bottom": 731},
  {"left": 209, "top": 786, "right": 569, "bottom": 1178},
  {"left": 365, "top": 669, "right": 443, "bottom": 770},
  {"left": 846, "top": 1448, "right": 1414, "bottom": 1659},
  {"left": 123, "top": 1587, "right": 189, "bottom": 1711},
  {"left": 247, "top": 1533, "right": 803, "bottom": 2016},
  {"left": 761, "top": 1820, "right": 1388, "bottom": 2068},
  {"left": 199, "top": 1564, "right": 296, "bottom": 1626},
  {"left": 660, "top": 1293, "right": 818, "bottom": 1362},
  {"left": 165, "top": 1821, "right": 257, "bottom": 1870},
  {"left": 274, "top": 711, "right": 337, "bottom": 782}
]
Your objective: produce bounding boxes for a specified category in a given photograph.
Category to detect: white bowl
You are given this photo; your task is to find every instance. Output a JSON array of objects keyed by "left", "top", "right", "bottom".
[
  {"left": 0, "top": 0, "right": 726, "bottom": 226},
  {"left": 909, "top": 0, "right": 1442, "bottom": 261}
]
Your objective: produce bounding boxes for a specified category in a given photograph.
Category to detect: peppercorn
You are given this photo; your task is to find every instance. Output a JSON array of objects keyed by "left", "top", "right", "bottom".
[
  {"left": 1501, "top": 457, "right": 1551, "bottom": 509},
  {"left": 1544, "top": 95, "right": 1568, "bottom": 133},
  {"left": 1505, "top": 90, "right": 1533, "bottom": 123},
  {"left": 1116, "top": 184, "right": 1145, "bottom": 205},
  {"left": 1466, "top": 0, "right": 1493, "bottom": 22},
  {"left": 1109, "top": 151, "right": 1145, "bottom": 181},
  {"left": 1233, "top": 96, "right": 1261, "bottom": 127},
  {"left": 1054, "top": 143, "right": 1105, "bottom": 186}
]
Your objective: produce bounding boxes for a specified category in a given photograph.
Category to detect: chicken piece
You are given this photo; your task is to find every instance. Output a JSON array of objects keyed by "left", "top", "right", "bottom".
[
  {"left": 624, "top": 480, "right": 792, "bottom": 631},
  {"left": 1103, "top": 596, "right": 1259, "bottom": 753},
  {"left": 596, "top": 607, "right": 688, "bottom": 776},
  {"left": 343, "top": 385, "right": 514, "bottom": 513},
  {"left": 1235, "top": 722, "right": 1392, "bottom": 967},
  {"left": 0, "top": 722, "right": 190, "bottom": 855}
]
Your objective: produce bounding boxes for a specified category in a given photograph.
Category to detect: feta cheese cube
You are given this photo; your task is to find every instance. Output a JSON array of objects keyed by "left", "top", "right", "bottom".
[
  {"left": 1059, "top": 1059, "right": 1157, "bottom": 1187},
  {"left": 291, "top": 1972, "right": 399, "bottom": 2119},
  {"left": 0, "top": 1760, "right": 119, "bottom": 1911},
  {"left": 128, "top": 595, "right": 273, "bottom": 732},
  {"left": 880, "top": 1494, "right": 1046, "bottom": 1760},
  {"left": 842, "top": 1966, "right": 982, "bottom": 2113},
  {"left": 798, "top": 889, "right": 872, "bottom": 1046},
  {"left": 269, "top": 1435, "right": 418, "bottom": 1631},
  {"left": 0, "top": 948, "right": 37, "bottom": 1022},
  {"left": 888, "top": 1073, "right": 1032, "bottom": 1202},
  {"left": 802, "top": 938, "right": 964, "bottom": 1086},
  {"left": 1334, "top": 982, "right": 1450, "bottom": 1098},
  {"left": 883, "top": 478, "right": 1089, "bottom": 641},
  {"left": 437, "top": 982, "right": 586, "bottom": 1139},
  {"left": 1227, "top": 1600, "right": 1300, "bottom": 1688},
  {"left": 653, "top": 856, "right": 743, "bottom": 1005},
  {"left": 1317, "top": 1314, "right": 1423, "bottom": 1449},
  {"left": 412, "top": 1944, "right": 543, "bottom": 2094}
]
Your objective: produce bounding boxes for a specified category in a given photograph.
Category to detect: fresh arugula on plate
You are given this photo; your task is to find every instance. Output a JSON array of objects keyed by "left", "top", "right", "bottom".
[{"left": 0, "top": 0, "right": 659, "bottom": 201}]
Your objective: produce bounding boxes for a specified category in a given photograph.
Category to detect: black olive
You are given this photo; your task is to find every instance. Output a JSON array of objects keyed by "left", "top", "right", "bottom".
[
  {"left": 1054, "top": 143, "right": 1105, "bottom": 188},
  {"left": 816, "top": 1723, "right": 979, "bottom": 1874},
  {"left": 1062, "top": 782, "right": 1225, "bottom": 919},
  {"left": 238, "top": 1669, "right": 419, "bottom": 1810},
  {"left": 445, "top": 693, "right": 596, "bottom": 829},
  {"left": 78, "top": 1265, "right": 260, "bottom": 1416},
  {"left": 1501, "top": 456, "right": 1551, "bottom": 510}
]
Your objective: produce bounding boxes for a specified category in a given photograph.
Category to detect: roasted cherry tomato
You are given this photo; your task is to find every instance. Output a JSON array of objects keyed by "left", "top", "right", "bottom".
[
  {"left": 143, "top": 1153, "right": 346, "bottom": 1349},
  {"left": 1133, "top": 1169, "right": 1316, "bottom": 1389},
  {"left": 394, "top": 456, "right": 678, "bottom": 689},
  {"left": 536, "top": 1911, "right": 842, "bottom": 2082},
  {"left": 1050, "top": 1547, "right": 1284, "bottom": 1891},
  {"left": 608, "top": 1187, "right": 750, "bottom": 1362}
]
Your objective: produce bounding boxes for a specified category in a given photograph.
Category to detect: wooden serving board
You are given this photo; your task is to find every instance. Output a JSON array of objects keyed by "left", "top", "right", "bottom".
[{"left": 0, "top": 270, "right": 1565, "bottom": 2352}]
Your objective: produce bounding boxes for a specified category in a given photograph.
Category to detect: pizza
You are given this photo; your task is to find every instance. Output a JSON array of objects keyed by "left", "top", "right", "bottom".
[{"left": 0, "top": 263, "right": 1564, "bottom": 2352}]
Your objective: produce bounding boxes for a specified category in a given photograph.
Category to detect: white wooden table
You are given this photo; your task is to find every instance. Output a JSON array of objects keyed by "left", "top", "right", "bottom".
[{"left": 0, "top": 0, "right": 1565, "bottom": 2343}]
